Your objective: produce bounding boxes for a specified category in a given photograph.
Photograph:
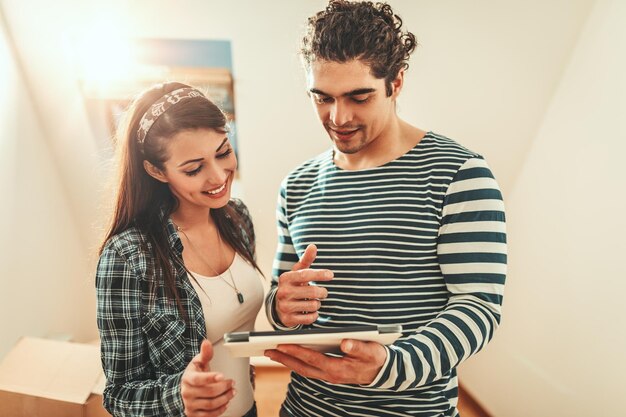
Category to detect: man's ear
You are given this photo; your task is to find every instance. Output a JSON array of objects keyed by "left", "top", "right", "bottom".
[
  {"left": 143, "top": 160, "right": 168, "bottom": 183},
  {"left": 390, "top": 69, "right": 405, "bottom": 99}
]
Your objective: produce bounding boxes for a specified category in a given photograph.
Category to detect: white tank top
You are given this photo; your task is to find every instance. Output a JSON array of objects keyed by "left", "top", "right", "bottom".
[{"left": 188, "top": 252, "right": 264, "bottom": 417}]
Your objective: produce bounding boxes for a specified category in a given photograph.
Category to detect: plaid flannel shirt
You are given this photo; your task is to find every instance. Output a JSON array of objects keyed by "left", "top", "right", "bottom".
[{"left": 96, "top": 199, "right": 254, "bottom": 417}]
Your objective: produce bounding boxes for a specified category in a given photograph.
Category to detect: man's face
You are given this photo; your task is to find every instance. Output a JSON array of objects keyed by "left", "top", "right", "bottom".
[{"left": 307, "top": 59, "right": 400, "bottom": 155}]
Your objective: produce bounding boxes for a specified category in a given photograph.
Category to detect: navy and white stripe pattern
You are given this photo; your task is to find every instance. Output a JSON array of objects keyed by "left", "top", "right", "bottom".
[{"left": 266, "top": 133, "right": 507, "bottom": 416}]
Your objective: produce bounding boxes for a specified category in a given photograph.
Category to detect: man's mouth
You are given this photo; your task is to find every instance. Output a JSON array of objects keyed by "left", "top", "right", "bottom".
[{"left": 330, "top": 127, "right": 359, "bottom": 140}]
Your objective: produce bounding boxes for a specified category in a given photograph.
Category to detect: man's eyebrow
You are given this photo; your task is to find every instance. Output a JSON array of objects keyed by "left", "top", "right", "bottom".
[
  {"left": 309, "top": 88, "right": 376, "bottom": 97},
  {"left": 309, "top": 88, "right": 330, "bottom": 96},
  {"left": 344, "top": 88, "right": 376, "bottom": 96}
]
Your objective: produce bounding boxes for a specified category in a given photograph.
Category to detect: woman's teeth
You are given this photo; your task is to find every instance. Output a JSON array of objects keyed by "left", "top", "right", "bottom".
[{"left": 205, "top": 183, "right": 226, "bottom": 195}]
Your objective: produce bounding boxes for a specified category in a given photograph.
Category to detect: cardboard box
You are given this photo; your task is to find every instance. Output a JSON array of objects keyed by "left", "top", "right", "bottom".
[{"left": 0, "top": 337, "right": 110, "bottom": 417}]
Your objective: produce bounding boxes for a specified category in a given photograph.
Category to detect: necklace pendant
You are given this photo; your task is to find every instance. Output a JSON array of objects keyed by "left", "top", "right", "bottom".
[{"left": 237, "top": 292, "right": 245, "bottom": 304}]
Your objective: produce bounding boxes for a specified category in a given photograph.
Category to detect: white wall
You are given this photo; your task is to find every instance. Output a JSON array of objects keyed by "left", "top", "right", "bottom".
[
  {"left": 121, "top": 0, "right": 593, "bottom": 323},
  {"left": 0, "top": 0, "right": 109, "bottom": 249},
  {"left": 0, "top": 10, "right": 96, "bottom": 358},
  {"left": 398, "top": 0, "right": 595, "bottom": 193},
  {"left": 459, "top": 0, "right": 626, "bottom": 415},
  {"left": 4, "top": 1, "right": 624, "bottom": 415}
]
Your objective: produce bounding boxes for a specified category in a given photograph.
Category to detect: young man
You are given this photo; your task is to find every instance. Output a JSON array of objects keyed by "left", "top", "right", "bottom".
[{"left": 264, "top": 2, "right": 507, "bottom": 416}]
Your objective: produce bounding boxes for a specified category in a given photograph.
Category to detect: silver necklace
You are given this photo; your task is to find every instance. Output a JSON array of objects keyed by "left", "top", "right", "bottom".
[{"left": 175, "top": 222, "right": 244, "bottom": 304}]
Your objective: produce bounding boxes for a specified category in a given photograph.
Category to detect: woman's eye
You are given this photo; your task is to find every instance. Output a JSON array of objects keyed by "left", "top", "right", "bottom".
[
  {"left": 184, "top": 166, "right": 202, "bottom": 176},
  {"left": 217, "top": 148, "right": 233, "bottom": 159}
]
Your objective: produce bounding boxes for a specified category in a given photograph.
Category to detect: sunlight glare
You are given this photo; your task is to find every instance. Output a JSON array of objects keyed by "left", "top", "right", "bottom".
[{"left": 73, "top": 15, "right": 137, "bottom": 98}]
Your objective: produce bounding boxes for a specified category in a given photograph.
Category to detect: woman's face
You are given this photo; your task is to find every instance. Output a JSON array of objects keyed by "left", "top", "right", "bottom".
[{"left": 146, "top": 128, "right": 237, "bottom": 212}]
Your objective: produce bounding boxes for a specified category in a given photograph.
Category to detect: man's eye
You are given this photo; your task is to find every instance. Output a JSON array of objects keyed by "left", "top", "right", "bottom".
[
  {"left": 314, "top": 95, "right": 333, "bottom": 104},
  {"left": 352, "top": 96, "right": 370, "bottom": 104}
]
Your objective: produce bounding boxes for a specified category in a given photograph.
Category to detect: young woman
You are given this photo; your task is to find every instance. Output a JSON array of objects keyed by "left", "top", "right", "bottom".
[{"left": 96, "top": 82, "right": 263, "bottom": 417}]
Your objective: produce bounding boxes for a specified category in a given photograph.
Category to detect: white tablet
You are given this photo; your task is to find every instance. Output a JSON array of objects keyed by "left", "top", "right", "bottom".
[{"left": 223, "top": 324, "right": 402, "bottom": 358}]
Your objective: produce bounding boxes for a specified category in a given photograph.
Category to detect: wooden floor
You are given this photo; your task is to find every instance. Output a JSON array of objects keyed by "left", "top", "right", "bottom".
[
  {"left": 254, "top": 366, "right": 291, "bottom": 417},
  {"left": 255, "top": 366, "right": 490, "bottom": 417}
]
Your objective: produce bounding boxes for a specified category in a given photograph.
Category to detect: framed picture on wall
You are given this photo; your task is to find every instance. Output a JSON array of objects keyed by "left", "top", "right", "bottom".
[{"left": 78, "top": 39, "right": 240, "bottom": 173}]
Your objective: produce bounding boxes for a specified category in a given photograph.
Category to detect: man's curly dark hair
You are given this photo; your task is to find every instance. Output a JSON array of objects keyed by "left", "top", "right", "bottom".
[{"left": 301, "top": 0, "right": 417, "bottom": 96}]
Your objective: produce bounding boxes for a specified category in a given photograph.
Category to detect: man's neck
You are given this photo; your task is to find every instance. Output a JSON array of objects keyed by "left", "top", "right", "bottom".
[{"left": 333, "top": 119, "right": 427, "bottom": 171}]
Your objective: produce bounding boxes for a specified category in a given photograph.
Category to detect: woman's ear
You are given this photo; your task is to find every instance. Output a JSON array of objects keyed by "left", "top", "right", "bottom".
[{"left": 143, "top": 160, "right": 168, "bottom": 183}]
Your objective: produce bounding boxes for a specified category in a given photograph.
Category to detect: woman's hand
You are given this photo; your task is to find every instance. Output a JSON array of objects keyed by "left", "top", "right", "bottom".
[{"left": 181, "top": 340, "right": 235, "bottom": 417}]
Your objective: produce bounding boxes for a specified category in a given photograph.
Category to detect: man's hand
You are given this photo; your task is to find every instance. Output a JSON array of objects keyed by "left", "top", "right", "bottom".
[
  {"left": 264, "top": 339, "right": 387, "bottom": 385},
  {"left": 181, "top": 340, "right": 235, "bottom": 417},
  {"left": 275, "top": 244, "right": 334, "bottom": 327}
]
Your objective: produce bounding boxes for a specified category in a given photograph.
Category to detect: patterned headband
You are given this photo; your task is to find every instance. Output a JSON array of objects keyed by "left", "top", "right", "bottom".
[{"left": 136, "top": 87, "right": 205, "bottom": 145}]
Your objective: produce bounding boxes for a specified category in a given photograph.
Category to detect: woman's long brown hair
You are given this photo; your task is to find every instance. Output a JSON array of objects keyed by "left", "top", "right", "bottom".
[{"left": 99, "top": 82, "right": 262, "bottom": 320}]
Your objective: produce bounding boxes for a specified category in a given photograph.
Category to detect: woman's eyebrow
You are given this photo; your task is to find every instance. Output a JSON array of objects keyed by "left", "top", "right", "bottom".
[
  {"left": 177, "top": 158, "right": 203, "bottom": 167},
  {"left": 177, "top": 137, "right": 229, "bottom": 167},
  {"left": 216, "top": 137, "right": 229, "bottom": 152}
]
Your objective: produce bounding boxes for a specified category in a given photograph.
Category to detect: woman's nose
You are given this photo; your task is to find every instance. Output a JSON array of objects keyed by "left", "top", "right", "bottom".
[{"left": 203, "top": 164, "right": 228, "bottom": 186}]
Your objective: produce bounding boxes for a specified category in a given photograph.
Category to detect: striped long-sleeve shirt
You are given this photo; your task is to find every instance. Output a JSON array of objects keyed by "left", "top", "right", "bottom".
[{"left": 265, "top": 132, "right": 507, "bottom": 417}]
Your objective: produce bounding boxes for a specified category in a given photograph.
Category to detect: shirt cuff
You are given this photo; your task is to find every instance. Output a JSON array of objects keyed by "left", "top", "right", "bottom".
[{"left": 162, "top": 371, "right": 184, "bottom": 416}]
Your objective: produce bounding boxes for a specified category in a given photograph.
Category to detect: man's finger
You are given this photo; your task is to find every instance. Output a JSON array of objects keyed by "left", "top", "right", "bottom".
[
  {"left": 292, "top": 244, "right": 317, "bottom": 271},
  {"left": 340, "top": 339, "right": 360, "bottom": 357},
  {"left": 277, "top": 282, "right": 328, "bottom": 301},
  {"left": 264, "top": 348, "right": 328, "bottom": 381},
  {"left": 287, "top": 299, "right": 321, "bottom": 313},
  {"left": 280, "top": 269, "right": 333, "bottom": 285},
  {"left": 341, "top": 339, "right": 387, "bottom": 365},
  {"left": 292, "top": 311, "right": 319, "bottom": 325}
]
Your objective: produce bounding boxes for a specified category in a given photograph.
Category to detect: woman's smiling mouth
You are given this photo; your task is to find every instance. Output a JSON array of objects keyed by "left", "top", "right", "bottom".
[{"left": 204, "top": 183, "right": 226, "bottom": 195}]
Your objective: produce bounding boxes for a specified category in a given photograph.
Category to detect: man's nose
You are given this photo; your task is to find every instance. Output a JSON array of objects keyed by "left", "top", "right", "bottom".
[{"left": 330, "top": 100, "right": 352, "bottom": 127}]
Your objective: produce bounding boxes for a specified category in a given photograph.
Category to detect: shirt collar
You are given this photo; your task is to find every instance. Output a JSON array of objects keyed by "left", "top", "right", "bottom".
[{"left": 162, "top": 210, "right": 184, "bottom": 255}]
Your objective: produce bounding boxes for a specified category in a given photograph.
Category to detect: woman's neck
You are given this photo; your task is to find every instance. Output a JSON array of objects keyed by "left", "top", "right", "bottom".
[{"left": 170, "top": 205, "right": 214, "bottom": 231}]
